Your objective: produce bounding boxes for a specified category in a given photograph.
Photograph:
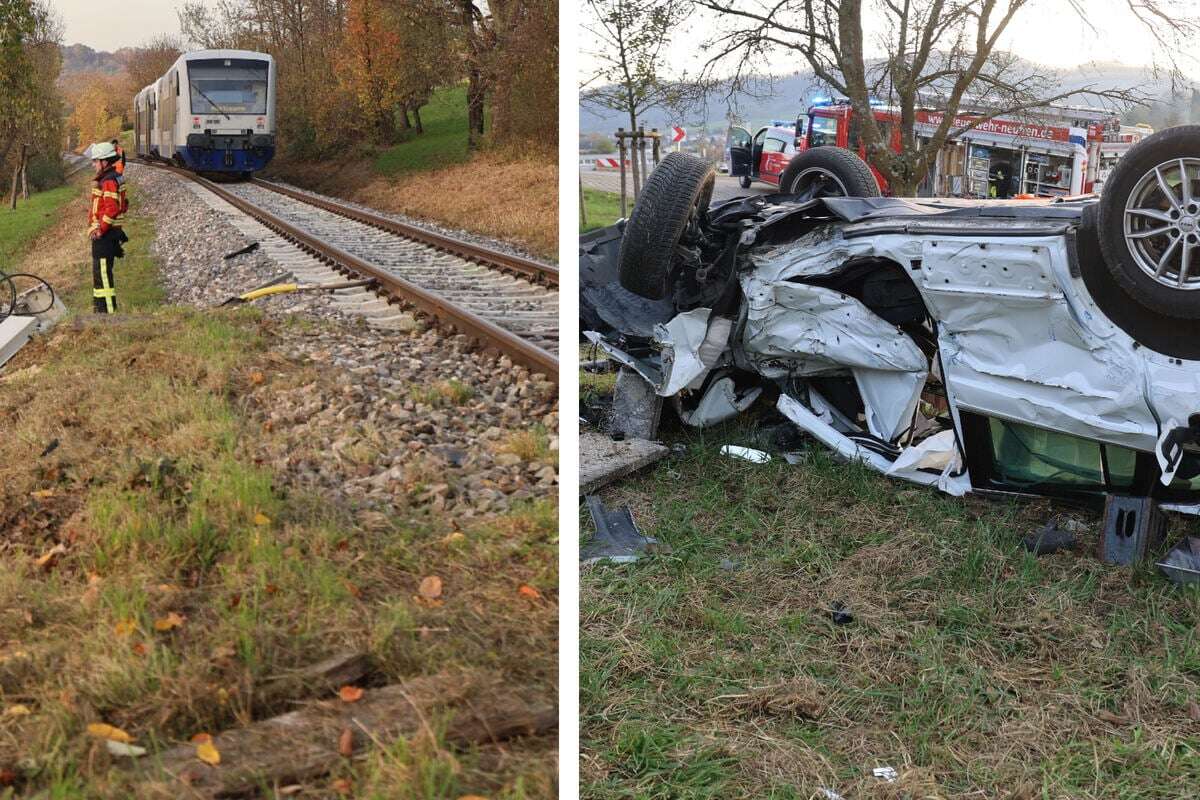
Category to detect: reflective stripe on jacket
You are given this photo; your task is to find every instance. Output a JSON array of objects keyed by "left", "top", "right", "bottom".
[{"left": 89, "top": 168, "right": 127, "bottom": 236}]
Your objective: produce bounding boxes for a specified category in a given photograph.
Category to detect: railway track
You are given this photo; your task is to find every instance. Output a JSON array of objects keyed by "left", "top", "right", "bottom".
[{"left": 135, "top": 160, "right": 559, "bottom": 381}]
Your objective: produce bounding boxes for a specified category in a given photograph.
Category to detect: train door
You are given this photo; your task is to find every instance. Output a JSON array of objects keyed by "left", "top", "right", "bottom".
[{"left": 149, "top": 89, "right": 158, "bottom": 154}]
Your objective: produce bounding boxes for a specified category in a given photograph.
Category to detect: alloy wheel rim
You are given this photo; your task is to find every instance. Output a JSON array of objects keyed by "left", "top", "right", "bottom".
[
  {"left": 1123, "top": 157, "right": 1200, "bottom": 289},
  {"left": 790, "top": 166, "right": 849, "bottom": 200}
]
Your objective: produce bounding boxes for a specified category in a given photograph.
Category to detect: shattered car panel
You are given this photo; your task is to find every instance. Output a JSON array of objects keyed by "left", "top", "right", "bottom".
[{"left": 583, "top": 193, "right": 1200, "bottom": 510}]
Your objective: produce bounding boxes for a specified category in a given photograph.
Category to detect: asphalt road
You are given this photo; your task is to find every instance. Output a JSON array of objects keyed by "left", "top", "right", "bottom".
[{"left": 580, "top": 169, "right": 774, "bottom": 205}]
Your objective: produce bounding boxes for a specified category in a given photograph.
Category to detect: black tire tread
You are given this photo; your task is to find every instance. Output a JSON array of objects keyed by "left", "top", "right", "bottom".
[
  {"left": 618, "top": 152, "right": 716, "bottom": 300},
  {"left": 779, "top": 147, "right": 880, "bottom": 197},
  {"left": 1097, "top": 124, "right": 1200, "bottom": 319}
]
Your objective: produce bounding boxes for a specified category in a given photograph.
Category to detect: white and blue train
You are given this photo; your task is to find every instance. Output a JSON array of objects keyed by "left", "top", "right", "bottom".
[{"left": 133, "top": 50, "right": 277, "bottom": 176}]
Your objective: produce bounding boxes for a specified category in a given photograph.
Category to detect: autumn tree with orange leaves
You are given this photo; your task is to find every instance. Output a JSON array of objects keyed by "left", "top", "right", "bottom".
[{"left": 337, "top": 0, "right": 405, "bottom": 144}]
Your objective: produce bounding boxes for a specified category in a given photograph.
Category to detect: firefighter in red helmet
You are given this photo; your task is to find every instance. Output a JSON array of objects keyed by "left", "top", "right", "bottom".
[{"left": 87, "top": 141, "right": 129, "bottom": 314}]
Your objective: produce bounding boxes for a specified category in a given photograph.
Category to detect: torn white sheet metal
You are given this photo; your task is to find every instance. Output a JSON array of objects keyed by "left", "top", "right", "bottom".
[
  {"left": 777, "top": 394, "right": 970, "bottom": 495},
  {"left": 586, "top": 308, "right": 718, "bottom": 397},
  {"left": 740, "top": 276, "right": 927, "bottom": 440},
  {"left": 656, "top": 307, "right": 714, "bottom": 396},
  {"left": 675, "top": 374, "right": 762, "bottom": 428},
  {"left": 914, "top": 237, "right": 1159, "bottom": 451},
  {"left": 750, "top": 226, "right": 1183, "bottom": 455}
]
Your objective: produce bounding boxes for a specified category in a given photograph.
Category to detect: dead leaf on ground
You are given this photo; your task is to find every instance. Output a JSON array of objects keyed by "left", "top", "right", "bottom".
[
  {"left": 86, "top": 723, "right": 133, "bottom": 743},
  {"left": 253, "top": 512, "right": 271, "bottom": 526},
  {"left": 518, "top": 584, "right": 542, "bottom": 600},
  {"left": 196, "top": 740, "right": 220, "bottom": 766},
  {"left": 419, "top": 575, "right": 443, "bottom": 600},
  {"left": 1188, "top": 700, "right": 1200, "bottom": 722},
  {"left": 5, "top": 705, "right": 31, "bottom": 717},
  {"left": 0, "top": 769, "right": 15, "bottom": 786},
  {"left": 190, "top": 732, "right": 213, "bottom": 744},
  {"left": 154, "top": 612, "right": 185, "bottom": 632},
  {"left": 113, "top": 619, "right": 136, "bottom": 637},
  {"left": 30, "top": 489, "right": 53, "bottom": 499},
  {"left": 338, "top": 727, "right": 353, "bottom": 757},
  {"left": 1097, "top": 709, "right": 1129, "bottom": 726},
  {"left": 441, "top": 531, "right": 466, "bottom": 545},
  {"left": 331, "top": 778, "right": 352, "bottom": 795},
  {"left": 338, "top": 685, "right": 364, "bottom": 703},
  {"left": 131, "top": 642, "right": 149, "bottom": 657},
  {"left": 35, "top": 543, "right": 66, "bottom": 570}
]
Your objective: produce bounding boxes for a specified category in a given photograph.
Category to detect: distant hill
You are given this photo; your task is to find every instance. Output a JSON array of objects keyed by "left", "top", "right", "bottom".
[
  {"left": 60, "top": 43, "right": 127, "bottom": 77},
  {"left": 580, "top": 61, "right": 1200, "bottom": 135}
]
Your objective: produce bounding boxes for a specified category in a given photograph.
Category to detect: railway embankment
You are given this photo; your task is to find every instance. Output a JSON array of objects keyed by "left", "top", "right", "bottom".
[{"left": 0, "top": 165, "right": 558, "bottom": 797}]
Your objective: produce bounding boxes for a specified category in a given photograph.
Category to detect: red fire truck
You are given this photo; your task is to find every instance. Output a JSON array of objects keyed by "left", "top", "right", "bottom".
[{"left": 731, "top": 100, "right": 1126, "bottom": 198}]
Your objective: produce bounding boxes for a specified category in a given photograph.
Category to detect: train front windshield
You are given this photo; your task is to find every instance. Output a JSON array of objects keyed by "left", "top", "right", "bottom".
[{"left": 187, "top": 58, "right": 268, "bottom": 115}]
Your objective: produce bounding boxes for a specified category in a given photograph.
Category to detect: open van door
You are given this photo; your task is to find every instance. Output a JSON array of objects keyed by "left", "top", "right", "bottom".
[{"left": 728, "top": 126, "right": 754, "bottom": 179}]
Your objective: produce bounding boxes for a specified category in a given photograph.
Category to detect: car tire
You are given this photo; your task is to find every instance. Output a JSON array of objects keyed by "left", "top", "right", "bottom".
[
  {"left": 618, "top": 152, "right": 715, "bottom": 301},
  {"left": 739, "top": 174, "right": 752, "bottom": 189},
  {"left": 1078, "top": 201, "right": 1200, "bottom": 359},
  {"left": 1097, "top": 124, "right": 1200, "bottom": 319},
  {"left": 778, "top": 147, "right": 880, "bottom": 198}
]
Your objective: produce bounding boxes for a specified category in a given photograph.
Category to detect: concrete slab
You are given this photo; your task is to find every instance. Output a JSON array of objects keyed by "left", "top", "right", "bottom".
[
  {"left": 0, "top": 315, "right": 37, "bottom": 370},
  {"left": 580, "top": 430, "right": 669, "bottom": 495}
]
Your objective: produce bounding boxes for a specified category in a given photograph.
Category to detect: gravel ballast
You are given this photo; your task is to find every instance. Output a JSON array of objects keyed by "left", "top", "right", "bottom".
[{"left": 129, "top": 164, "right": 558, "bottom": 521}]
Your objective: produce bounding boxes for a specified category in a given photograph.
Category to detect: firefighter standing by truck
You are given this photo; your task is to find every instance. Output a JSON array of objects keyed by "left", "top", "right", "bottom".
[{"left": 88, "top": 141, "right": 128, "bottom": 314}]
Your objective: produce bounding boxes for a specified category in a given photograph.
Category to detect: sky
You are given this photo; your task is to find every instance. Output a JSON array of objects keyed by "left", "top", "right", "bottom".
[
  {"left": 582, "top": 0, "right": 1199, "bottom": 80},
  {"left": 51, "top": 0, "right": 209, "bottom": 51}
]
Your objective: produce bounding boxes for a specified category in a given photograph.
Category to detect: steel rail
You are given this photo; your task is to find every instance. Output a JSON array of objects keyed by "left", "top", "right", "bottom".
[
  {"left": 250, "top": 178, "right": 559, "bottom": 287},
  {"left": 139, "top": 162, "right": 558, "bottom": 381}
]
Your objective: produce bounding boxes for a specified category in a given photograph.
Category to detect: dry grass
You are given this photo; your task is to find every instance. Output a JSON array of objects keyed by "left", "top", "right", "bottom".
[
  {"left": 269, "top": 150, "right": 558, "bottom": 261},
  {"left": 580, "top": 411, "right": 1200, "bottom": 799},
  {"left": 0, "top": 187, "right": 557, "bottom": 798}
]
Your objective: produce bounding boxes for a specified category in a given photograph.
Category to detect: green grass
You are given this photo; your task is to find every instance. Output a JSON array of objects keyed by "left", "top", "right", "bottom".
[
  {"left": 580, "top": 407, "right": 1200, "bottom": 799},
  {"left": 373, "top": 85, "right": 478, "bottom": 177},
  {"left": 581, "top": 188, "right": 624, "bottom": 233},
  {"left": 0, "top": 184, "right": 79, "bottom": 268}
]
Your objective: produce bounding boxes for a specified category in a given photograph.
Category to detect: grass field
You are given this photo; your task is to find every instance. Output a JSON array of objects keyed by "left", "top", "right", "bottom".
[
  {"left": 580, "top": 409, "right": 1200, "bottom": 799},
  {"left": 0, "top": 178, "right": 557, "bottom": 798},
  {"left": 373, "top": 85, "right": 476, "bottom": 177},
  {"left": 580, "top": 188, "right": 623, "bottom": 233},
  {"left": 0, "top": 184, "right": 80, "bottom": 269}
]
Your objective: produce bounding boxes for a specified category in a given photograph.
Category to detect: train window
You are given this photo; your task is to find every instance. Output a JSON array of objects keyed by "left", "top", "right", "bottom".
[{"left": 187, "top": 58, "right": 269, "bottom": 115}]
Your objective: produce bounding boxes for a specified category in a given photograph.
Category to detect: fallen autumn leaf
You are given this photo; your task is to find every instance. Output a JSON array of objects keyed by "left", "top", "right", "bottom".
[
  {"left": 86, "top": 723, "right": 133, "bottom": 743},
  {"left": 338, "top": 685, "right": 364, "bottom": 703},
  {"left": 196, "top": 740, "right": 221, "bottom": 766},
  {"left": 419, "top": 575, "right": 443, "bottom": 599}
]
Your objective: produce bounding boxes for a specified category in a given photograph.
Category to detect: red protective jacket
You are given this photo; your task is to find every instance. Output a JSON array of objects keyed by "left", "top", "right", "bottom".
[{"left": 89, "top": 167, "right": 127, "bottom": 237}]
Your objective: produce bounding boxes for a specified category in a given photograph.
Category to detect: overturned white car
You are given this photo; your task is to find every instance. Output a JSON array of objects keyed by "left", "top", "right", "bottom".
[{"left": 582, "top": 125, "right": 1200, "bottom": 510}]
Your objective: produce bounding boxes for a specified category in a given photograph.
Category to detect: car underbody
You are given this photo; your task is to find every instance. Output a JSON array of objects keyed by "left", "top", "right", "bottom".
[{"left": 582, "top": 193, "right": 1200, "bottom": 512}]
